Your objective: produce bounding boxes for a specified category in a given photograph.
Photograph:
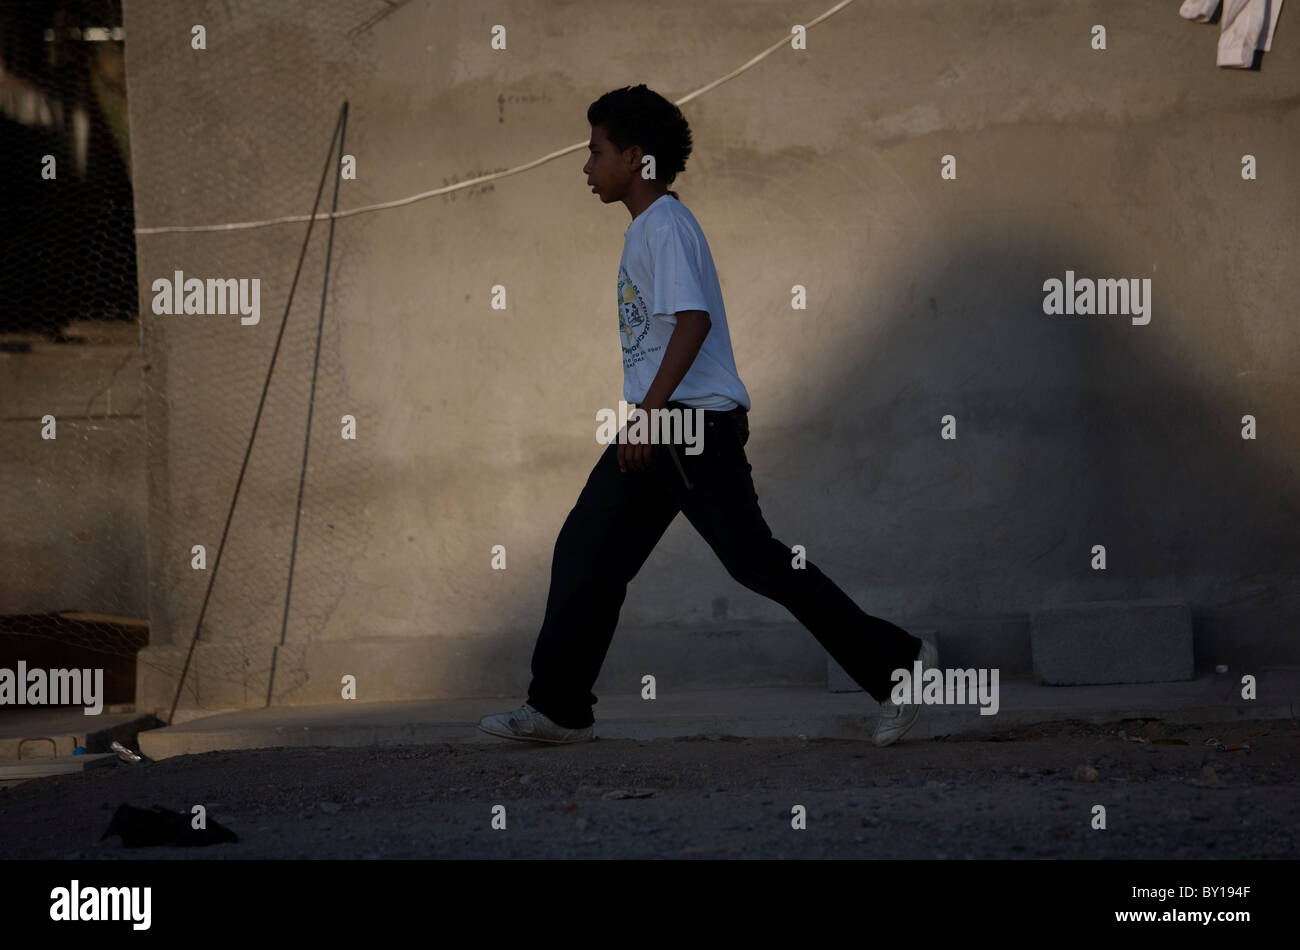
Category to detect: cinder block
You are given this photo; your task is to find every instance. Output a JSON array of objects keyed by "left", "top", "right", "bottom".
[{"left": 1031, "top": 600, "right": 1192, "bottom": 685}]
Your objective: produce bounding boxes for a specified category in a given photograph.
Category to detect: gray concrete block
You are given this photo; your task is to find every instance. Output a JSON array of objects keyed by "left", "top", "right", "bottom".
[{"left": 1031, "top": 600, "right": 1193, "bottom": 685}]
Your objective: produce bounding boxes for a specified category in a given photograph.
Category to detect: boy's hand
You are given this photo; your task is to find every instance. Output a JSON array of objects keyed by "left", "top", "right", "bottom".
[{"left": 618, "top": 408, "right": 654, "bottom": 472}]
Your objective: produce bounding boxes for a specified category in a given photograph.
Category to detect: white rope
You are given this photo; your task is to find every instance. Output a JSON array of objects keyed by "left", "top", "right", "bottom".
[{"left": 134, "top": 0, "right": 857, "bottom": 236}]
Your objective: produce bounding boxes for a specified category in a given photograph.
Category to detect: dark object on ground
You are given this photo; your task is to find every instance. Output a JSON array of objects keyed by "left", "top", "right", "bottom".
[{"left": 100, "top": 804, "right": 239, "bottom": 847}]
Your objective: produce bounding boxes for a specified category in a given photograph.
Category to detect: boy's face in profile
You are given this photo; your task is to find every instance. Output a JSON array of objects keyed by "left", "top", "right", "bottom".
[{"left": 584, "top": 123, "right": 634, "bottom": 204}]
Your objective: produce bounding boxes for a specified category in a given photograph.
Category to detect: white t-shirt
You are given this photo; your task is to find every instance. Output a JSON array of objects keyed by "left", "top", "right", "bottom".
[{"left": 617, "top": 194, "right": 751, "bottom": 411}]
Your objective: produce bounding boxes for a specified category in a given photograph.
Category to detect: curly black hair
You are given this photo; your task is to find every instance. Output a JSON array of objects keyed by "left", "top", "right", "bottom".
[{"left": 587, "top": 84, "right": 693, "bottom": 199}]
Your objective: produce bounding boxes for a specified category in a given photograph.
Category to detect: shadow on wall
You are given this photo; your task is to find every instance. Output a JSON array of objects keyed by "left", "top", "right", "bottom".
[{"left": 755, "top": 228, "right": 1299, "bottom": 668}]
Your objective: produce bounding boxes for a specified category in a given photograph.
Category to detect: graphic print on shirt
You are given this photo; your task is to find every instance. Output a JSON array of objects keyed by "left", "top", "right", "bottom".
[{"left": 618, "top": 262, "right": 661, "bottom": 370}]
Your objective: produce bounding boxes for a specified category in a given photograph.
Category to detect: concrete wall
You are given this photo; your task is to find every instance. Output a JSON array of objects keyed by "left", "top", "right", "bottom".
[
  {"left": 122, "top": 0, "right": 1300, "bottom": 716},
  {"left": 0, "top": 323, "right": 148, "bottom": 620}
]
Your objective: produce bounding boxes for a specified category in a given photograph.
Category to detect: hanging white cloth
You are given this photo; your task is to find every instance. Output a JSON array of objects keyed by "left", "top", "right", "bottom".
[
  {"left": 1218, "top": 0, "right": 1284, "bottom": 66},
  {"left": 1180, "top": 0, "right": 1284, "bottom": 67},
  {"left": 1180, "top": 0, "right": 1222, "bottom": 21}
]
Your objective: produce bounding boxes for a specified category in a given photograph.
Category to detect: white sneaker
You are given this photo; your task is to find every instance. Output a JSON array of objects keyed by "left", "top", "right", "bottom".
[
  {"left": 478, "top": 702, "right": 594, "bottom": 744},
  {"left": 872, "top": 639, "right": 939, "bottom": 747}
]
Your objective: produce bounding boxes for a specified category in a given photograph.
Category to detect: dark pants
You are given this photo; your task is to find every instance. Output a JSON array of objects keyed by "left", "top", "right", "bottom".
[{"left": 526, "top": 403, "right": 923, "bottom": 729}]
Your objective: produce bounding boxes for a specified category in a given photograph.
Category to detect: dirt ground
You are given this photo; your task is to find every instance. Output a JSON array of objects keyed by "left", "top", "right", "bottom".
[{"left": 1, "top": 718, "right": 1296, "bottom": 860}]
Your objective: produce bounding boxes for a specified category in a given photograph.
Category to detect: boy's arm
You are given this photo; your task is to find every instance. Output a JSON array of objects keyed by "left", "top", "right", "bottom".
[
  {"left": 638, "top": 310, "right": 711, "bottom": 412},
  {"left": 619, "top": 310, "right": 710, "bottom": 471}
]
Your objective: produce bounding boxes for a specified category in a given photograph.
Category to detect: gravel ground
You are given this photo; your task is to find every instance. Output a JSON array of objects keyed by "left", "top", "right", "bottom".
[{"left": 1, "top": 718, "right": 1296, "bottom": 860}]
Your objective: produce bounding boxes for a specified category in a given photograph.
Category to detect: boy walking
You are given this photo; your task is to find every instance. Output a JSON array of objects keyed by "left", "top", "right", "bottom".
[{"left": 479, "top": 85, "right": 936, "bottom": 747}]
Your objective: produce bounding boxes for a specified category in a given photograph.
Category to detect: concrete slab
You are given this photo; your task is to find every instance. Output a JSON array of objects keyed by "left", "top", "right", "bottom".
[
  {"left": 0, "top": 709, "right": 161, "bottom": 760},
  {"left": 137, "top": 671, "right": 1300, "bottom": 760},
  {"left": 0, "top": 753, "right": 117, "bottom": 789},
  {"left": 1031, "top": 600, "right": 1194, "bottom": 684}
]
